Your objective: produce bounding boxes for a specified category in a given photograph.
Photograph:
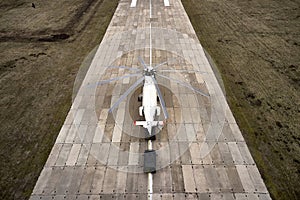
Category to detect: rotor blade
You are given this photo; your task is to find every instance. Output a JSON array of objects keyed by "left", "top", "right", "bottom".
[
  {"left": 151, "top": 77, "right": 169, "bottom": 119},
  {"left": 157, "top": 69, "right": 207, "bottom": 73},
  {"left": 153, "top": 61, "right": 168, "bottom": 69},
  {"left": 107, "top": 65, "right": 141, "bottom": 71},
  {"left": 109, "top": 76, "right": 145, "bottom": 112},
  {"left": 91, "top": 74, "right": 141, "bottom": 87},
  {"left": 138, "top": 56, "right": 147, "bottom": 69},
  {"left": 153, "top": 57, "right": 177, "bottom": 69},
  {"left": 156, "top": 73, "right": 210, "bottom": 97}
]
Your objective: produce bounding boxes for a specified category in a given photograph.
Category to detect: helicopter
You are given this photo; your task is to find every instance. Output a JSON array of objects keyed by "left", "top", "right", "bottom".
[{"left": 95, "top": 56, "right": 209, "bottom": 137}]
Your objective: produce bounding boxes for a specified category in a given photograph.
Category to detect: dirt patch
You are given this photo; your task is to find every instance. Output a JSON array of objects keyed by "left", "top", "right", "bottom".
[
  {"left": 182, "top": 0, "right": 300, "bottom": 199},
  {"left": 0, "top": 0, "right": 118, "bottom": 199}
]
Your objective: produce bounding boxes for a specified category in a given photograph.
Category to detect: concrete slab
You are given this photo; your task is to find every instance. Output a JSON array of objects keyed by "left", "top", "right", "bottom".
[
  {"left": 66, "top": 144, "right": 81, "bottom": 166},
  {"left": 79, "top": 166, "right": 96, "bottom": 194},
  {"left": 193, "top": 165, "right": 208, "bottom": 193},
  {"left": 90, "top": 166, "right": 106, "bottom": 194},
  {"left": 182, "top": 165, "right": 196, "bottom": 193},
  {"left": 236, "top": 165, "right": 256, "bottom": 193},
  {"left": 102, "top": 167, "right": 117, "bottom": 193},
  {"left": 55, "top": 144, "right": 72, "bottom": 166},
  {"left": 76, "top": 144, "right": 91, "bottom": 166}
]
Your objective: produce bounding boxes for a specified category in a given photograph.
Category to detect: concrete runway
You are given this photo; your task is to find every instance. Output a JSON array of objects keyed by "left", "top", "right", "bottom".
[{"left": 30, "top": 0, "right": 271, "bottom": 199}]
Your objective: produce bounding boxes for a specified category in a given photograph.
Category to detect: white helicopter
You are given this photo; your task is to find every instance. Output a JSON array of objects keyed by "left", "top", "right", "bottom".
[{"left": 96, "top": 57, "right": 209, "bottom": 137}]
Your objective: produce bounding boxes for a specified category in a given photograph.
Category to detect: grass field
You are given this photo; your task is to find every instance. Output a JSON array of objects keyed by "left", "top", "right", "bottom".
[
  {"left": 182, "top": 0, "right": 300, "bottom": 199},
  {"left": 0, "top": 0, "right": 119, "bottom": 199}
]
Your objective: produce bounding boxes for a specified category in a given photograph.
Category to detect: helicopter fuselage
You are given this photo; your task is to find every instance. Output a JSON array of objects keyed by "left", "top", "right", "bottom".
[
  {"left": 142, "top": 75, "right": 159, "bottom": 121},
  {"left": 136, "top": 72, "right": 162, "bottom": 135}
]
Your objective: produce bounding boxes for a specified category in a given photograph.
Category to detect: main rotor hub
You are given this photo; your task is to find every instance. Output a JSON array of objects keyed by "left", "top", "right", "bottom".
[{"left": 144, "top": 67, "right": 156, "bottom": 76}]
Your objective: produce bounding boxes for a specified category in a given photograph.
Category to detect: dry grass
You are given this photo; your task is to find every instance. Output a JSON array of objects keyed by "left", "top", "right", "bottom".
[
  {"left": 182, "top": 0, "right": 300, "bottom": 199},
  {"left": 0, "top": 0, "right": 118, "bottom": 199}
]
